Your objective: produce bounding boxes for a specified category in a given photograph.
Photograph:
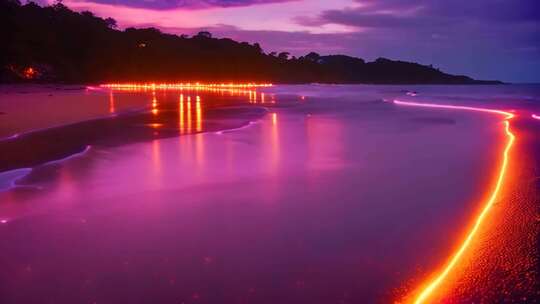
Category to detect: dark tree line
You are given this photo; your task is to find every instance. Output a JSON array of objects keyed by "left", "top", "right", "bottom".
[{"left": 0, "top": 0, "right": 501, "bottom": 84}]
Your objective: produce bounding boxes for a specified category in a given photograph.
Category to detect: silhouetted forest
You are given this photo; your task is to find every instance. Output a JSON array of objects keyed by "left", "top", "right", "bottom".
[{"left": 0, "top": 0, "right": 502, "bottom": 84}]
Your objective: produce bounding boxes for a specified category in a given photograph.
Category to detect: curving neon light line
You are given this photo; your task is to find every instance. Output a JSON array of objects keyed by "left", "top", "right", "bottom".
[
  {"left": 532, "top": 114, "right": 540, "bottom": 120},
  {"left": 393, "top": 100, "right": 514, "bottom": 119},
  {"left": 393, "top": 99, "right": 515, "bottom": 304}
]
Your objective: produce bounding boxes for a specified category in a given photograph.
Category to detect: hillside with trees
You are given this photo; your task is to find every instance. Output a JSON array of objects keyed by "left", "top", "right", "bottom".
[{"left": 0, "top": 0, "right": 502, "bottom": 84}]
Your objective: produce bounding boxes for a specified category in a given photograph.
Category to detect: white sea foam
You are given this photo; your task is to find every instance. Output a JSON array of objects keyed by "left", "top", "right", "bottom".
[{"left": 0, "top": 145, "right": 91, "bottom": 192}]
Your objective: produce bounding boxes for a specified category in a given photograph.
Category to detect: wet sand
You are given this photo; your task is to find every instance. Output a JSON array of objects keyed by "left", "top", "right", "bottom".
[
  {"left": 0, "top": 106, "right": 267, "bottom": 172},
  {"left": 0, "top": 84, "right": 538, "bottom": 303}
]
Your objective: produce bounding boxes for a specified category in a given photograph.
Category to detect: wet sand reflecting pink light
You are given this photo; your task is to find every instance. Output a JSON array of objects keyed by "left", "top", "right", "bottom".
[{"left": 0, "top": 84, "right": 538, "bottom": 303}]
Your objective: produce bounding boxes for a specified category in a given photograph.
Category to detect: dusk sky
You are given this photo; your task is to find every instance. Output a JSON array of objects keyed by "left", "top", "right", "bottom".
[{"left": 42, "top": 0, "right": 539, "bottom": 82}]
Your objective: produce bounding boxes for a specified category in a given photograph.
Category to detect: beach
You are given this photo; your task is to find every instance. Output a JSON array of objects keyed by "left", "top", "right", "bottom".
[{"left": 0, "top": 84, "right": 538, "bottom": 303}]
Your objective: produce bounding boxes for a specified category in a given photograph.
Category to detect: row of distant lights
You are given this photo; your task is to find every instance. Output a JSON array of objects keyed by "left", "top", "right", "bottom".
[{"left": 100, "top": 83, "right": 273, "bottom": 90}]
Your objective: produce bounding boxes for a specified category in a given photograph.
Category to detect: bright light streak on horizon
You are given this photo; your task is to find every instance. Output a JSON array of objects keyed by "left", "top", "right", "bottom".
[
  {"left": 393, "top": 99, "right": 515, "bottom": 304},
  {"left": 532, "top": 114, "right": 540, "bottom": 120},
  {"left": 100, "top": 83, "right": 272, "bottom": 103},
  {"left": 101, "top": 83, "right": 272, "bottom": 90}
]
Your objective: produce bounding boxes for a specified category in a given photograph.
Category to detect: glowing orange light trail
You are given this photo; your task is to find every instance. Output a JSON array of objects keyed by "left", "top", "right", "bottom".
[
  {"left": 393, "top": 99, "right": 515, "bottom": 304},
  {"left": 393, "top": 100, "right": 514, "bottom": 119},
  {"left": 101, "top": 83, "right": 270, "bottom": 104},
  {"left": 101, "top": 82, "right": 273, "bottom": 91},
  {"left": 196, "top": 96, "right": 202, "bottom": 132}
]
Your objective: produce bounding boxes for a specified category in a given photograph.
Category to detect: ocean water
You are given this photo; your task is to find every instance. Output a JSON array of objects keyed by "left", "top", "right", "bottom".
[{"left": 0, "top": 84, "right": 538, "bottom": 303}]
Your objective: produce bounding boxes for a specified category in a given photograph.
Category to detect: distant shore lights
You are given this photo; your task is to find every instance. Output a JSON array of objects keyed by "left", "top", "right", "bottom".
[
  {"left": 100, "top": 83, "right": 273, "bottom": 91},
  {"left": 99, "top": 82, "right": 275, "bottom": 106}
]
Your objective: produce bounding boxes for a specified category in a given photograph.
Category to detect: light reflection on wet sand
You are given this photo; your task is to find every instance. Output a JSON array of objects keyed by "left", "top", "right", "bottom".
[
  {"left": 108, "top": 90, "right": 115, "bottom": 114},
  {"left": 305, "top": 115, "right": 345, "bottom": 171},
  {"left": 0, "top": 87, "right": 271, "bottom": 173},
  {"left": 269, "top": 113, "right": 280, "bottom": 173},
  {"left": 179, "top": 94, "right": 184, "bottom": 134},
  {"left": 0, "top": 85, "right": 538, "bottom": 303}
]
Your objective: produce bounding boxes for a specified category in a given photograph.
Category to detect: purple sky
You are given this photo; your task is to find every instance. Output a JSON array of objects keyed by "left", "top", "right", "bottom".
[{"left": 44, "top": 0, "right": 539, "bottom": 82}]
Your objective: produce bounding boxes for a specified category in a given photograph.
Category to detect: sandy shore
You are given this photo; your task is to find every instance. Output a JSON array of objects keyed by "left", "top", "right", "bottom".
[
  {"left": 390, "top": 101, "right": 539, "bottom": 303},
  {"left": 412, "top": 115, "right": 539, "bottom": 303}
]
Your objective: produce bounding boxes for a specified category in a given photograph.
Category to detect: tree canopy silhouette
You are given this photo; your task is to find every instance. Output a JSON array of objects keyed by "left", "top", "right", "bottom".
[{"left": 0, "top": 0, "right": 501, "bottom": 84}]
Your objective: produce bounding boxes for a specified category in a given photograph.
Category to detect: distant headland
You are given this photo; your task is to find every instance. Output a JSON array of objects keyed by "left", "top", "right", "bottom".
[{"left": 0, "top": 0, "right": 503, "bottom": 85}]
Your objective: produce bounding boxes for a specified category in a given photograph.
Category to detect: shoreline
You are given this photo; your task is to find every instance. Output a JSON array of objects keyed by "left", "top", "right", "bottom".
[
  {"left": 0, "top": 84, "right": 536, "bottom": 303},
  {"left": 393, "top": 100, "right": 538, "bottom": 303},
  {"left": 0, "top": 107, "right": 270, "bottom": 191}
]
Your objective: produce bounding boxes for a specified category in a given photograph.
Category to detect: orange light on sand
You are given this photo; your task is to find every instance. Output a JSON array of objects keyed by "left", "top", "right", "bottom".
[{"left": 393, "top": 100, "right": 515, "bottom": 304}]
